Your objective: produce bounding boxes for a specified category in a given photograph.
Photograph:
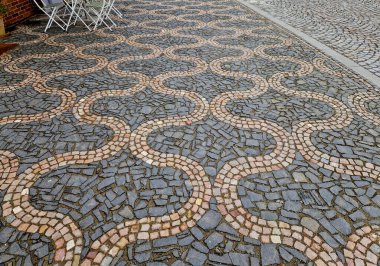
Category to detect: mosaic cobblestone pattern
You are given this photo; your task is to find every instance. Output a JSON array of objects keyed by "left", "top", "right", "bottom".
[
  {"left": 244, "top": 0, "right": 380, "bottom": 77},
  {"left": 1, "top": 0, "right": 380, "bottom": 265}
]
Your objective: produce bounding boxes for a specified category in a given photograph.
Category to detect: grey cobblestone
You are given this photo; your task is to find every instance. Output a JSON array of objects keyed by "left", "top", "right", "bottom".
[{"left": 244, "top": 0, "right": 380, "bottom": 77}]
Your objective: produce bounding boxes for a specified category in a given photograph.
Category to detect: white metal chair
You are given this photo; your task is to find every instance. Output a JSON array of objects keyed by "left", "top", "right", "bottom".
[
  {"left": 65, "top": 0, "right": 92, "bottom": 31},
  {"left": 84, "top": 0, "right": 117, "bottom": 30},
  {"left": 112, "top": 6, "right": 123, "bottom": 18},
  {"left": 32, "top": 0, "right": 69, "bottom": 32}
]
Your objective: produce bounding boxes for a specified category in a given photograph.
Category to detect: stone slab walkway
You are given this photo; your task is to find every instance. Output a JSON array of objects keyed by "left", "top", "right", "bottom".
[
  {"left": 0, "top": 0, "right": 380, "bottom": 265},
  {"left": 244, "top": 0, "right": 380, "bottom": 78}
]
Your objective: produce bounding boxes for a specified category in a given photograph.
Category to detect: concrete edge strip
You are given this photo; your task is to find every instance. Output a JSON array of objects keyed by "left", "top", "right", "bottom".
[{"left": 236, "top": 0, "right": 380, "bottom": 88}]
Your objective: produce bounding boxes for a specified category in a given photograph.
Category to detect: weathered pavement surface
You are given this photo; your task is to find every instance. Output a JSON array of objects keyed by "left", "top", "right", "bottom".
[
  {"left": 244, "top": 0, "right": 380, "bottom": 78},
  {"left": 0, "top": 0, "right": 380, "bottom": 265}
]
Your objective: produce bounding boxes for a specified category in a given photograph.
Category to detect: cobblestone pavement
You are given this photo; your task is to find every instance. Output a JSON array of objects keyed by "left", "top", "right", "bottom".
[
  {"left": 243, "top": 0, "right": 380, "bottom": 77},
  {"left": 1, "top": 0, "right": 380, "bottom": 265}
]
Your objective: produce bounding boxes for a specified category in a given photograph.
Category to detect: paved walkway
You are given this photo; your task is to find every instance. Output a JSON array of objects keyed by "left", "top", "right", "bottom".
[
  {"left": 244, "top": 0, "right": 380, "bottom": 78},
  {"left": 1, "top": 0, "right": 380, "bottom": 265}
]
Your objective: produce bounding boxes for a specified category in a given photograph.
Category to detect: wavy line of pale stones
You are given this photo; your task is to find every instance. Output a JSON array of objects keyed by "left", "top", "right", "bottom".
[
  {"left": 0, "top": 31, "right": 131, "bottom": 264},
  {"left": 81, "top": 13, "right": 215, "bottom": 266},
  {"left": 208, "top": 16, "right": 380, "bottom": 264},
  {"left": 205, "top": 26, "right": 340, "bottom": 265}
]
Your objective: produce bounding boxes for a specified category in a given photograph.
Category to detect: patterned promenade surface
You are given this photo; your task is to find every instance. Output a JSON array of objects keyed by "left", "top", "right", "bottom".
[
  {"left": 1, "top": 0, "right": 380, "bottom": 265},
  {"left": 244, "top": 0, "right": 380, "bottom": 77}
]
